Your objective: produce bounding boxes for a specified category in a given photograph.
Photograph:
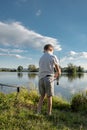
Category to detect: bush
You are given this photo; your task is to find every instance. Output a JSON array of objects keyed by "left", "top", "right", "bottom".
[
  {"left": 0, "top": 93, "right": 10, "bottom": 110},
  {"left": 0, "top": 90, "right": 87, "bottom": 130},
  {"left": 71, "top": 92, "right": 87, "bottom": 112},
  {"left": 52, "top": 96, "right": 70, "bottom": 110}
]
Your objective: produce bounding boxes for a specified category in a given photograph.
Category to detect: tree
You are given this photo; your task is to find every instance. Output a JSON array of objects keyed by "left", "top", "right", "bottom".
[
  {"left": 17, "top": 66, "right": 23, "bottom": 72},
  {"left": 28, "top": 64, "right": 37, "bottom": 72},
  {"left": 67, "top": 63, "right": 76, "bottom": 74},
  {"left": 77, "top": 66, "right": 84, "bottom": 73}
]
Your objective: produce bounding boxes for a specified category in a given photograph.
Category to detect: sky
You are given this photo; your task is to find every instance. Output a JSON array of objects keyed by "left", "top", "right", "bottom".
[{"left": 0, "top": 0, "right": 87, "bottom": 69}]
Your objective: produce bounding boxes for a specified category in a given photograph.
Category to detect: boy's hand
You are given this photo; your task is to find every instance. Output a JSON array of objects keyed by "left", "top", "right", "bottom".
[{"left": 54, "top": 72, "right": 59, "bottom": 78}]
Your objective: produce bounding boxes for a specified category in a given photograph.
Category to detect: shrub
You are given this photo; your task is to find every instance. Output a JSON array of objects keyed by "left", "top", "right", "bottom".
[
  {"left": 52, "top": 96, "right": 70, "bottom": 110},
  {"left": 71, "top": 92, "right": 87, "bottom": 112},
  {"left": 0, "top": 93, "right": 10, "bottom": 110},
  {"left": 15, "top": 88, "right": 39, "bottom": 107}
]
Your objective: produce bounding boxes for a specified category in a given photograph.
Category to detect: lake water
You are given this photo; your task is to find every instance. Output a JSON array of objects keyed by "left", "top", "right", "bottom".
[{"left": 0, "top": 72, "right": 87, "bottom": 101}]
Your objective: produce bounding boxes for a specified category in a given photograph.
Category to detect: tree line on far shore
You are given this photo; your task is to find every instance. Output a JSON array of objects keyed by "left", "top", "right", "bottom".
[
  {"left": 0, "top": 63, "right": 86, "bottom": 73},
  {"left": 61, "top": 63, "right": 84, "bottom": 73},
  {"left": 0, "top": 64, "right": 39, "bottom": 72}
]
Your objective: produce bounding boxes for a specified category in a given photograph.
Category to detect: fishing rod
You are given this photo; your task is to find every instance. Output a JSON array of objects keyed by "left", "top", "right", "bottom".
[
  {"left": 56, "top": 76, "right": 59, "bottom": 85},
  {"left": 56, "top": 52, "right": 61, "bottom": 85}
]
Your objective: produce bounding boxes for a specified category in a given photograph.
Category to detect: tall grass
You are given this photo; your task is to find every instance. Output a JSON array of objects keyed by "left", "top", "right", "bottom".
[
  {"left": 71, "top": 91, "right": 87, "bottom": 112},
  {"left": 0, "top": 88, "right": 87, "bottom": 130}
]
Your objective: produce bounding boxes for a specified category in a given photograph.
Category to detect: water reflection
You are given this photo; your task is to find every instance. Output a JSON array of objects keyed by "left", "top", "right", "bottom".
[
  {"left": 17, "top": 72, "right": 23, "bottom": 78},
  {"left": 17, "top": 72, "right": 84, "bottom": 81},
  {"left": 0, "top": 72, "right": 87, "bottom": 100},
  {"left": 62, "top": 73, "right": 84, "bottom": 82},
  {"left": 17, "top": 72, "right": 38, "bottom": 79},
  {"left": 28, "top": 73, "right": 37, "bottom": 79}
]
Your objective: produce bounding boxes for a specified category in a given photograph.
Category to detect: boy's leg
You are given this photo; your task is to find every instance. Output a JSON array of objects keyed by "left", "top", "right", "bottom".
[
  {"left": 37, "top": 95, "right": 45, "bottom": 114},
  {"left": 45, "top": 77, "right": 54, "bottom": 115},
  {"left": 37, "top": 78, "right": 45, "bottom": 114},
  {"left": 47, "top": 96, "right": 52, "bottom": 115}
]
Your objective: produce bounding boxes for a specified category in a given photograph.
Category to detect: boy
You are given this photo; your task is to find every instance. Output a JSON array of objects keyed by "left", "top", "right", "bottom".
[{"left": 37, "top": 44, "right": 61, "bottom": 115}]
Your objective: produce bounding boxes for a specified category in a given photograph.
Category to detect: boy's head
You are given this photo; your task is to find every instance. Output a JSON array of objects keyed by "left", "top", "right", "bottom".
[{"left": 44, "top": 44, "right": 54, "bottom": 53}]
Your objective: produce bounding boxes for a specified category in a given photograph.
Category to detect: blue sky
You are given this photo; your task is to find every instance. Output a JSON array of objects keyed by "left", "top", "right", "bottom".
[{"left": 0, "top": 0, "right": 87, "bottom": 69}]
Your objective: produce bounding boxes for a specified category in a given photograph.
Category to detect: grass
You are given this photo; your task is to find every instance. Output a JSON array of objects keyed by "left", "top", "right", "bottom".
[{"left": 0, "top": 88, "right": 87, "bottom": 130}]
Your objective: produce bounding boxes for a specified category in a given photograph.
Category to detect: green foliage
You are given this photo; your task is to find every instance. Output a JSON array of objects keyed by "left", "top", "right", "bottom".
[
  {"left": 18, "top": 88, "right": 39, "bottom": 106},
  {"left": 0, "top": 93, "right": 10, "bottom": 110},
  {"left": 28, "top": 64, "right": 38, "bottom": 72},
  {"left": 67, "top": 63, "right": 77, "bottom": 74},
  {"left": 17, "top": 65, "right": 23, "bottom": 72},
  {"left": 62, "top": 63, "right": 84, "bottom": 74},
  {"left": 52, "top": 96, "right": 70, "bottom": 110},
  {"left": 77, "top": 66, "right": 84, "bottom": 72},
  {"left": 0, "top": 68, "right": 17, "bottom": 72},
  {"left": 71, "top": 92, "right": 87, "bottom": 112},
  {"left": 0, "top": 89, "right": 87, "bottom": 130}
]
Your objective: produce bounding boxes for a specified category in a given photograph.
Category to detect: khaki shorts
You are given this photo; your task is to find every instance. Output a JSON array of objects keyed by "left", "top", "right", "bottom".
[{"left": 39, "top": 76, "right": 54, "bottom": 97}]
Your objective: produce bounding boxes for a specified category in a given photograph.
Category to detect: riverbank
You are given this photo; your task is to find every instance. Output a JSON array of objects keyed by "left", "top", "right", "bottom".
[{"left": 0, "top": 88, "right": 87, "bottom": 130}]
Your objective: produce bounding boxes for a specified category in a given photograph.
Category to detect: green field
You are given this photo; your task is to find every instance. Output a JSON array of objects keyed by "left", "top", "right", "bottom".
[{"left": 0, "top": 88, "right": 87, "bottom": 130}]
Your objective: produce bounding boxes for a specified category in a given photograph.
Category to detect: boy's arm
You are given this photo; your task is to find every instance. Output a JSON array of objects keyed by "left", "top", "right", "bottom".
[{"left": 54, "top": 64, "right": 61, "bottom": 78}]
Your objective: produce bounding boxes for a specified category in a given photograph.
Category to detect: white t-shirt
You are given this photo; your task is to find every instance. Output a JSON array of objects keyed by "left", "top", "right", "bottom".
[{"left": 39, "top": 52, "right": 59, "bottom": 79}]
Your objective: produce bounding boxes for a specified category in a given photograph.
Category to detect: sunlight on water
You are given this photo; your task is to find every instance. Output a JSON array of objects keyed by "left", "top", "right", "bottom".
[{"left": 0, "top": 72, "right": 87, "bottom": 100}]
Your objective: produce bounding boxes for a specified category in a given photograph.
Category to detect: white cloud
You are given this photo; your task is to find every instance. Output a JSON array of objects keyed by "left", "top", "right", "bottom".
[
  {"left": 36, "top": 10, "right": 42, "bottom": 16},
  {"left": 0, "top": 48, "right": 28, "bottom": 59},
  {"left": 0, "top": 53, "right": 32, "bottom": 59},
  {"left": 80, "top": 52, "right": 87, "bottom": 58},
  {"left": 14, "top": 54, "right": 24, "bottom": 59},
  {"left": 69, "top": 51, "right": 77, "bottom": 56},
  {"left": 0, "top": 21, "right": 62, "bottom": 51},
  {"left": 61, "top": 51, "right": 87, "bottom": 69},
  {"left": 0, "top": 53, "right": 24, "bottom": 59},
  {"left": 69, "top": 51, "right": 87, "bottom": 59},
  {"left": 0, "top": 48, "right": 25, "bottom": 53}
]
